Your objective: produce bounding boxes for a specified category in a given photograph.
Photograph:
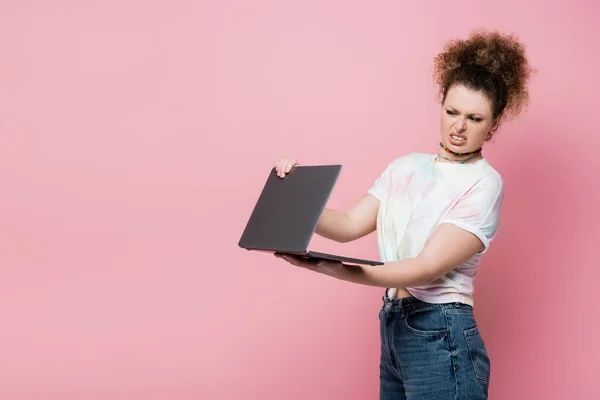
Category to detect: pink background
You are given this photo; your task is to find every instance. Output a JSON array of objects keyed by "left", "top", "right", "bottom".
[{"left": 1, "top": 1, "right": 598, "bottom": 399}]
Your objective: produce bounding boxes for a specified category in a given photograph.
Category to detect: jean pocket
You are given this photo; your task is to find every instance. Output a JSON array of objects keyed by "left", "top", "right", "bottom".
[
  {"left": 404, "top": 307, "right": 447, "bottom": 338},
  {"left": 463, "top": 326, "right": 490, "bottom": 382}
]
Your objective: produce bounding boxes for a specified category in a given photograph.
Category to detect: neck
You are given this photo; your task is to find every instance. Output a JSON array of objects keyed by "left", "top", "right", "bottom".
[
  {"left": 437, "top": 143, "right": 483, "bottom": 164},
  {"left": 439, "top": 142, "right": 482, "bottom": 156}
]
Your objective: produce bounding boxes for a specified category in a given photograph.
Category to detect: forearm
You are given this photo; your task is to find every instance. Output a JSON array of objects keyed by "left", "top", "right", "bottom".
[
  {"left": 332, "top": 257, "right": 440, "bottom": 288},
  {"left": 315, "top": 209, "right": 356, "bottom": 243},
  {"left": 306, "top": 222, "right": 483, "bottom": 293}
]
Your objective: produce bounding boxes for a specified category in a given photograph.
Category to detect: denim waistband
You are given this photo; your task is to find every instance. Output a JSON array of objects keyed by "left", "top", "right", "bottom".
[{"left": 381, "top": 292, "right": 471, "bottom": 313}]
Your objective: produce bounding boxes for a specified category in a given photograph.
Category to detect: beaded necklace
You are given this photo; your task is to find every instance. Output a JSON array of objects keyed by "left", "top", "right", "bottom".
[
  {"left": 436, "top": 152, "right": 482, "bottom": 164},
  {"left": 439, "top": 142, "right": 482, "bottom": 156},
  {"left": 437, "top": 142, "right": 483, "bottom": 164}
]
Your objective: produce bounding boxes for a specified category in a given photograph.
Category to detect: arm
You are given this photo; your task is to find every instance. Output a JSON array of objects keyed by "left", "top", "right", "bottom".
[
  {"left": 277, "top": 223, "right": 483, "bottom": 290},
  {"left": 327, "top": 223, "right": 484, "bottom": 287},
  {"left": 307, "top": 175, "right": 504, "bottom": 287},
  {"left": 315, "top": 194, "right": 379, "bottom": 243},
  {"left": 275, "top": 157, "right": 380, "bottom": 244}
]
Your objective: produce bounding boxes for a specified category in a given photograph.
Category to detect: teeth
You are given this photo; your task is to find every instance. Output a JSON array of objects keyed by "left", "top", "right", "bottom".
[{"left": 451, "top": 135, "right": 465, "bottom": 141}]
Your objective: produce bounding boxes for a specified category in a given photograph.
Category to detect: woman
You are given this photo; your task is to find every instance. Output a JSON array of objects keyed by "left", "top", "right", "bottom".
[{"left": 274, "top": 30, "right": 533, "bottom": 399}]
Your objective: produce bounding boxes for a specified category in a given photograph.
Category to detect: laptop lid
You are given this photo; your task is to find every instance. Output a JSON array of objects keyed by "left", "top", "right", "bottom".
[{"left": 238, "top": 164, "right": 342, "bottom": 253}]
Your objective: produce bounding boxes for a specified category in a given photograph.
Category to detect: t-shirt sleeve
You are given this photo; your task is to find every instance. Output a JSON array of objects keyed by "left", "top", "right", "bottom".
[
  {"left": 439, "top": 175, "right": 504, "bottom": 253},
  {"left": 367, "top": 158, "right": 400, "bottom": 201}
]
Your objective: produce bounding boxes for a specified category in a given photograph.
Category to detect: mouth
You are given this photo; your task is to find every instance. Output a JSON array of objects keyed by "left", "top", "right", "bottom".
[{"left": 449, "top": 133, "right": 467, "bottom": 143}]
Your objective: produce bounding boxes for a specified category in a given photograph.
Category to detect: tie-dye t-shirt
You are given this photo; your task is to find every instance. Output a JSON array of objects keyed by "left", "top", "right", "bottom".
[{"left": 367, "top": 152, "right": 504, "bottom": 306}]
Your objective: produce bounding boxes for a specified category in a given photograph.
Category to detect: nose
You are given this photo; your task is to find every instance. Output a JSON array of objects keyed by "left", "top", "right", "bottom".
[{"left": 455, "top": 117, "right": 467, "bottom": 132}]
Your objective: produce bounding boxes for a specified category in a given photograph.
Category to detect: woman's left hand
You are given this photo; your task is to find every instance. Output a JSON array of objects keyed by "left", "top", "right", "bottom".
[{"left": 274, "top": 253, "right": 345, "bottom": 277}]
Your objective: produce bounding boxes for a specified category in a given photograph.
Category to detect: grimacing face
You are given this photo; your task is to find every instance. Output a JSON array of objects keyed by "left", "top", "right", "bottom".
[{"left": 440, "top": 84, "right": 497, "bottom": 154}]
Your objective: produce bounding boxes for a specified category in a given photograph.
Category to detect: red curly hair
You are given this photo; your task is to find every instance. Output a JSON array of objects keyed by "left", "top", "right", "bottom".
[{"left": 433, "top": 29, "right": 534, "bottom": 137}]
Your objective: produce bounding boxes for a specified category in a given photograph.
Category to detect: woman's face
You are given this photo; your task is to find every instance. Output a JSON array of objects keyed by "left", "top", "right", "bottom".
[{"left": 440, "top": 84, "right": 496, "bottom": 154}]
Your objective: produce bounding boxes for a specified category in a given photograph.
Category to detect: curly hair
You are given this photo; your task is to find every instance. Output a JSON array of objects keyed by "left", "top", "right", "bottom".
[{"left": 433, "top": 29, "right": 534, "bottom": 138}]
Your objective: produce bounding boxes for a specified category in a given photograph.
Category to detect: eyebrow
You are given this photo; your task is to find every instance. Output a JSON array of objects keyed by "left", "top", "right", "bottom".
[{"left": 446, "top": 106, "right": 485, "bottom": 117}]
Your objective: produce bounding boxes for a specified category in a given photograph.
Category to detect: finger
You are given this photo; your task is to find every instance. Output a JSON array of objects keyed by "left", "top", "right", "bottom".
[
  {"left": 276, "top": 160, "right": 286, "bottom": 177},
  {"left": 281, "top": 159, "right": 291, "bottom": 177},
  {"left": 275, "top": 252, "right": 292, "bottom": 261},
  {"left": 282, "top": 254, "right": 312, "bottom": 268},
  {"left": 285, "top": 160, "right": 295, "bottom": 173},
  {"left": 282, "top": 254, "right": 301, "bottom": 263},
  {"left": 279, "top": 254, "right": 294, "bottom": 262},
  {"left": 282, "top": 161, "right": 290, "bottom": 177}
]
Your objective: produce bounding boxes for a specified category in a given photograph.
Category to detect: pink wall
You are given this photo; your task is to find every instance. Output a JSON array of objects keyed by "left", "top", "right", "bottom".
[{"left": 1, "top": 1, "right": 598, "bottom": 399}]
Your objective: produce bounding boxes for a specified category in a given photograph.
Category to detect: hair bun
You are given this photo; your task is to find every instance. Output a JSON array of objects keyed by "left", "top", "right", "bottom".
[{"left": 434, "top": 29, "right": 534, "bottom": 123}]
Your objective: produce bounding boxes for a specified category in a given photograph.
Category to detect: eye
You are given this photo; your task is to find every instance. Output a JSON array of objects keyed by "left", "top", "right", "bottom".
[
  {"left": 469, "top": 116, "right": 483, "bottom": 122},
  {"left": 446, "top": 109, "right": 458, "bottom": 116}
]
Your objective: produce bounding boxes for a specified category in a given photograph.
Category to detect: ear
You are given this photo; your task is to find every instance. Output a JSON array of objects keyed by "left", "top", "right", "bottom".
[{"left": 491, "top": 117, "right": 501, "bottom": 132}]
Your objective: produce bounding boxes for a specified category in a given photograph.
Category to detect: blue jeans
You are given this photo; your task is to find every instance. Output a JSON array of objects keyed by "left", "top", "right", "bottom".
[{"left": 379, "top": 294, "right": 490, "bottom": 399}]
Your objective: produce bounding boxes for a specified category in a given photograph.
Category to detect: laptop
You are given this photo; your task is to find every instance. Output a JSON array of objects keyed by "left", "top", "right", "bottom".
[{"left": 238, "top": 164, "right": 383, "bottom": 266}]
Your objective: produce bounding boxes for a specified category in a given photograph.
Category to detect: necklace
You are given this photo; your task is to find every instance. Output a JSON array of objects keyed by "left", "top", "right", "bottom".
[
  {"left": 439, "top": 142, "right": 482, "bottom": 157},
  {"left": 436, "top": 152, "right": 482, "bottom": 164}
]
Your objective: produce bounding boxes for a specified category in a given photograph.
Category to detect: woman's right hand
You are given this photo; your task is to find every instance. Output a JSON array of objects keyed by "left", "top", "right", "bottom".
[{"left": 275, "top": 158, "right": 299, "bottom": 178}]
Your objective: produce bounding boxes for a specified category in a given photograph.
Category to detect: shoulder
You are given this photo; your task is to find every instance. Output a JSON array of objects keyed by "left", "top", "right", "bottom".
[
  {"left": 464, "top": 161, "right": 504, "bottom": 209},
  {"left": 384, "top": 152, "right": 433, "bottom": 171},
  {"left": 477, "top": 160, "right": 504, "bottom": 193}
]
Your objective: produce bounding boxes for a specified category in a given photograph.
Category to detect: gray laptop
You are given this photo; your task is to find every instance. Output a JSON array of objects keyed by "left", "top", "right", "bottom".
[{"left": 238, "top": 164, "right": 383, "bottom": 266}]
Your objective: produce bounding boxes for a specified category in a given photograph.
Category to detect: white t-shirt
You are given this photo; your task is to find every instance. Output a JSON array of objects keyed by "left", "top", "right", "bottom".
[{"left": 367, "top": 152, "right": 504, "bottom": 306}]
